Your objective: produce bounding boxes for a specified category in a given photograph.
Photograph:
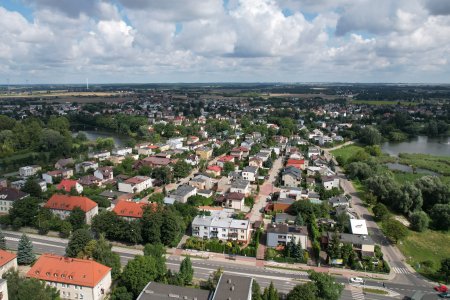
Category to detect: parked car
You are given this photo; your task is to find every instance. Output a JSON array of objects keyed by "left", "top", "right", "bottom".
[
  {"left": 436, "top": 285, "right": 449, "bottom": 293},
  {"left": 439, "top": 292, "right": 450, "bottom": 298},
  {"left": 349, "top": 277, "right": 364, "bottom": 284}
]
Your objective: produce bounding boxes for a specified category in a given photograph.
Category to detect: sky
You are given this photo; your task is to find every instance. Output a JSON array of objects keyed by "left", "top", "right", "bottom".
[{"left": 1, "top": 0, "right": 450, "bottom": 84}]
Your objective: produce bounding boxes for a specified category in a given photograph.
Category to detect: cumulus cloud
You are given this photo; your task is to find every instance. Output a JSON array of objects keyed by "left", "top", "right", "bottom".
[{"left": 0, "top": 0, "right": 450, "bottom": 83}]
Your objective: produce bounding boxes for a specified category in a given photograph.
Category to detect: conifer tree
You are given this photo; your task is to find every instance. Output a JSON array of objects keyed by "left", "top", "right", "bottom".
[{"left": 17, "top": 234, "right": 35, "bottom": 265}]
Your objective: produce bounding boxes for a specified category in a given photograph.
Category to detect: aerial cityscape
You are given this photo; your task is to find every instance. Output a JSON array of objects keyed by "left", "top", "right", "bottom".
[{"left": 0, "top": 1, "right": 450, "bottom": 300}]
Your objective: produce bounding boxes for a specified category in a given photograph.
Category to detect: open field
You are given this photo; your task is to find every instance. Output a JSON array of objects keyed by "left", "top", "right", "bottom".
[
  {"left": 398, "top": 153, "right": 450, "bottom": 176},
  {"left": 397, "top": 229, "right": 450, "bottom": 277},
  {"left": 331, "top": 144, "right": 365, "bottom": 162},
  {"left": 350, "top": 100, "right": 419, "bottom": 106},
  {"left": 0, "top": 91, "right": 122, "bottom": 98}
]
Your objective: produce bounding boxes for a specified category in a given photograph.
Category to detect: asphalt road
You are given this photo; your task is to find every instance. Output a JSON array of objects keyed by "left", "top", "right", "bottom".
[{"left": 4, "top": 231, "right": 441, "bottom": 299}]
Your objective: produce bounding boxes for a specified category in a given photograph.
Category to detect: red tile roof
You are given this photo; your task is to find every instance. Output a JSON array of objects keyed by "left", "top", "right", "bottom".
[
  {"left": 207, "top": 165, "right": 222, "bottom": 172},
  {"left": 113, "top": 200, "right": 156, "bottom": 218},
  {"left": 218, "top": 155, "right": 234, "bottom": 162},
  {"left": 57, "top": 179, "right": 78, "bottom": 192},
  {"left": 45, "top": 194, "right": 97, "bottom": 212},
  {"left": 0, "top": 249, "right": 16, "bottom": 267},
  {"left": 27, "top": 254, "right": 111, "bottom": 288}
]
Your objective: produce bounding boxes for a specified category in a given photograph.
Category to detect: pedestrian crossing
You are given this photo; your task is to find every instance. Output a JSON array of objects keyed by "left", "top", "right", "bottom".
[
  {"left": 392, "top": 267, "right": 410, "bottom": 274},
  {"left": 350, "top": 287, "right": 365, "bottom": 300}
]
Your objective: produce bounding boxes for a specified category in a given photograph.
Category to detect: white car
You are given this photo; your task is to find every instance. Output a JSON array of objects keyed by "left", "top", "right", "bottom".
[{"left": 349, "top": 277, "right": 364, "bottom": 284}]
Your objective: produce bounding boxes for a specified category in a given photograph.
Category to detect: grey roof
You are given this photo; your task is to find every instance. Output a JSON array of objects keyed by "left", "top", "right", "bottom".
[
  {"left": 0, "top": 187, "right": 29, "bottom": 201},
  {"left": 231, "top": 179, "right": 250, "bottom": 189},
  {"left": 242, "top": 166, "right": 258, "bottom": 174},
  {"left": 328, "top": 232, "right": 375, "bottom": 245},
  {"left": 328, "top": 196, "right": 349, "bottom": 205},
  {"left": 99, "top": 190, "right": 127, "bottom": 199},
  {"left": 163, "top": 197, "right": 175, "bottom": 205},
  {"left": 275, "top": 213, "right": 296, "bottom": 223},
  {"left": 137, "top": 282, "right": 211, "bottom": 300},
  {"left": 213, "top": 273, "right": 253, "bottom": 300},
  {"left": 198, "top": 189, "right": 213, "bottom": 195},
  {"left": 171, "top": 184, "right": 196, "bottom": 197},
  {"left": 282, "top": 166, "right": 302, "bottom": 179},
  {"left": 267, "top": 223, "right": 308, "bottom": 236}
]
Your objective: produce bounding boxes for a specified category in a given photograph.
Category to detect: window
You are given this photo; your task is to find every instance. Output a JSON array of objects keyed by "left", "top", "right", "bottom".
[{"left": 80, "top": 294, "right": 84, "bottom": 299}]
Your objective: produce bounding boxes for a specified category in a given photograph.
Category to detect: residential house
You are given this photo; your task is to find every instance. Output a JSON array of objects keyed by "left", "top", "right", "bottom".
[
  {"left": 281, "top": 166, "right": 302, "bottom": 187},
  {"left": 321, "top": 176, "right": 340, "bottom": 190},
  {"left": 266, "top": 223, "right": 308, "bottom": 249},
  {"left": 197, "top": 189, "right": 214, "bottom": 198},
  {"left": 350, "top": 219, "right": 368, "bottom": 235},
  {"left": 191, "top": 215, "right": 251, "bottom": 242},
  {"left": 10, "top": 180, "right": 25, "bottom": 190},
  {"left": 0, "top": 188, "right": 29, "bottom": 214},
  {"left": 78, "top": 175, "right": 102, "bottom": 187},
  {"left": 57, "top": 179, "right": 83, "bottom": 194},
  {"left": 19, "top": 165, "right": 42, "bottom": 177},
  {"left": 54, "top": 158, "right": 74, "bottom": 170},
  {"left": 27, "top": 254, "right": 112, "bottom": 300},
  {"left": 134, "top": 156, "right": 171, "bottom": 169},
  {"left": 225, "top": 192, "right": 245, "bottom": 210},
  {"left": 184, "top": 154, "right": 199, "bottom": 166},
  {"left": 107, "top": 155, "right": 126, "bottom": 165},
  {"left": 187, "top": 136, "right": 200, "bottom": 144},
  {"left": 137, "top": 145, "right": 159, "bottom": 156},
  {"left": 118, "top": 176, "right": 152, "bottom": 194},
  {"left": 112, "top": 147, "right": 132, "bottom": 156},
  {"left": 322, "top": 232, "right": 375, "bottom": 256},
  {"left": 42, "top": 169, "right": 73, "bottom": 184},
  {"left": 328, "top": 196, "right": 350, "bottom": 208},
  {"left": 286, "top": 159, "right": 305, "bottom": 170},
  {"left": 170, "top": 185, "right": 197, "bottom": 203},
  {"left": 273, "top": 198, "right": 295, "bottom": 213},
  {"left": 195, "top": 147, "right": 213, "bottom": 160},
  {"left": 167, "top": 138, "right": 184, "bottom": 149},
  {"left": 278, "top": 187, "right": 303, "bottom": 201},
  {"left": 206, "top": 165, "right": 222, "bottom": 177},
  {"left": 274, "top": 213, "right": 296, "bottom": 224},
  {"left": 307, "top": 147, "right": 321, "bottom": 158},
  {"left": 75, "top": 161, "right": 99, "bottom": 173},
  {"left": 217, "top": 155, "right": 235, "bottom": 168},
  {"left": 216, "top": 177, "right": 231, "bottom": 194},
  {"left": 0, "top": 250, "right": 17, "bottom": 278},
  {"left": 94, "top": 167, "right": 114, "bottom": 181},
  {"left": 189, "top": 175, "right": 213, "bottom": 190},
  {"left": 241, "top": 166, "right": 258, "bottom": 183},
  {"left": 248, "top": 157, "right": 263, "bottom": 168},
  {"left": 45, "top": 194, "right": 98, "bottom": 224},
  {"left": 113, "top": 200, "right": 154, "bottom": 221},
  {"left": 241, "top": 139, "right": 254, "bottom": 149},
  {"left": 0, "top": 279, "right": 7, "bottom": 300},
  {"left": 230, "top": 179, "right": 251, "bottom": 196},
  {"left": 230, "top": 147, "right": 249, "bottom": 160},
  {"left": 88, "top": 151, "right": 111, "bottom": 161}
]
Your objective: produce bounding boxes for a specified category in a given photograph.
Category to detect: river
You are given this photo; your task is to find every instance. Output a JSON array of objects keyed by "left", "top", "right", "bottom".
[{"left": 381, "top": 135, "right": 450, "bottom": 157}]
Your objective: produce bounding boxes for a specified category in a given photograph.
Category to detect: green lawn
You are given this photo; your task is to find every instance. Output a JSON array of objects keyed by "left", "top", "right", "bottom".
[
  {"left": 398, "top": 153, "right": 450, "bottom": 176},
  {"left": 331, "top": 145, "right": 365, "bottom": 162},
  {"left": 391, "top": 171, "right": 425, "bottom": 184},
  {"left": 363, "top": 288, "right": 389, "bottom": 295},
  {"left": 351, "top": 100, "right": 418, "bottom": 106},
  {"left": 397, "top": 229, "right": 450, "bottom": 277}
]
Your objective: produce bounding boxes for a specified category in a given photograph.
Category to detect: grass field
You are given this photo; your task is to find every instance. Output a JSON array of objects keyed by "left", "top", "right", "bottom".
[
  {"left": 398, "top": 153, "right": 450, "bottom": 176},
  {"left": 391, "top": 171, "right": 425, "bottom": 184},
  {"left": 397, "top": 229, "right": 450, "bottom": 278},
  {"left": 331, "top": 144, "right": 365, "bottom": 162},
  {"left": 0, "top": 91, "right": 121, "bottom": 99},
  {"left": 351, "top": 100, "right": 418, "bottom": 106}
]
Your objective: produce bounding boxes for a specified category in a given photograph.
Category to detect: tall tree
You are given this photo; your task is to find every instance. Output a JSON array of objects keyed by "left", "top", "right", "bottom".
[
  {"left": 67, "top": 207, "right": 86, "bottom": 231},
  {"left": 160, "top": 210, "right": 182, "bottom": 246},
  {"left": 141, "top": 207, "right": 163, "bottom": 244},
  {"left": 439, "top": 258, "right": 450, "bottom": 283},
  {"left": 309, "top": 271, "right": 343, "bottom": 300},
  {"left": 286, "top": 283, "right": 318, "bottom": 300},
  {"left": 0, "top": 229, "right": 6, "bottom": 250},
  {"left": 252, "top": 280, "right": 262, "bottom": 300},
  {"left": 429, "top": 204, "right": 450, "bottom": 231},
  {"left": 381, "top": 219, "right": 409, "bottom": 243},
  {"left": 66, "top": 228, "right": 92, "bottom": 257},
  {"left": 3, "top": 270, "right": 60, "bottom": 300},
  {"left": 409, "top": 211, "right": 429, "bottom": 232},
  {"left": 121, "top": 255, "right": 160, "bottom": 297},
  {"left": 17, "top": 234, "right": 35, "bottom": 265},
  {"left": 22, "top": 178, "right": 42, "bottom": 198},
  {"left": 179, "top": 256, "right": 194, "bottom": 285},
  {"left": 262, "top": 282, "right": 279, "bottom": 300},
  {"left": 93, "top": 234, "right": 122, "bottom": 279}
]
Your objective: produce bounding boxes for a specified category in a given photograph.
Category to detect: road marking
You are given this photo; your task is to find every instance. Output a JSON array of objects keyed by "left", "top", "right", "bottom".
[
  {"left": 392, "top": 267, "right": 410, "bottom": 274},
  {"left": 350, "top": 287, "right": 365, "bottom": 300}
]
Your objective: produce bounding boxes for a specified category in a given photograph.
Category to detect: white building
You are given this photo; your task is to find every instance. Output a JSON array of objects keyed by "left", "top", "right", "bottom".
[
  {"left": 266, "top": 223, "right": 308, "bottom": 249},
  {"left": 118, "top": 176, "right": 152, "bottom": 194},
  {"left": 112, "top": 147, "right": 132, "bottom": 156},
  {"left": 44, "top": 194, "right": 98, "bottom": 225},
  {"left": 192, "top": 215, "right": 251, "bottom": 243},
  {"left": 322, "top": 176, "right": 340, "bottom": 190},
  {"left": 19, "top": 165, "right": 42, "bottom": 177},
  {"left": 241, "top": 166, "right": 258, "bottom": 183},
  {"left": 27, "top": 254, "right": 112, "bottom": 300}
]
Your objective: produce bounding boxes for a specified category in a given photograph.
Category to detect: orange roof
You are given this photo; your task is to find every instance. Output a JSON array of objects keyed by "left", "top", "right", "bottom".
[
  {"left": 27, "top": 254, "right": 111, "bottom": 288},
  {"left": 45, "top": 194, "right": 97, "bottom": 212},
  {"left": 57, "top": 179, "right": 78, "bottom": 192},
  {"left": 287, "top": 159, "right": 304, "bottom": 164},
  {"left": 112, "top": 200, "right": 154, "bottom": 218},
  {"left": 0, "top": 249, "right": 16, "bottom": 267}
]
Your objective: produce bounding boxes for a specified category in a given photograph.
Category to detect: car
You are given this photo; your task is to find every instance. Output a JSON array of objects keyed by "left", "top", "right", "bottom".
[
  {"left": 349, "top": 277, "right": 364, "bottom": 284},
  {"left": 436, "top": 285, "right": 449, "bottom": 293},
  {"left": 439, "top": 292, "right": 450, "bottom": 298}
]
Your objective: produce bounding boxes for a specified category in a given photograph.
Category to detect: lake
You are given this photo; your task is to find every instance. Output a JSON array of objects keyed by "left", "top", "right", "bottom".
[
  {"left": 381, "top": 136, "right": 450, "bottom": 157},
  {"left": 75, "top": 130, "right": 128, "bottom": 147},
  {"left": 385, "top": 162, "right": 439, "bottom": 176}
]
